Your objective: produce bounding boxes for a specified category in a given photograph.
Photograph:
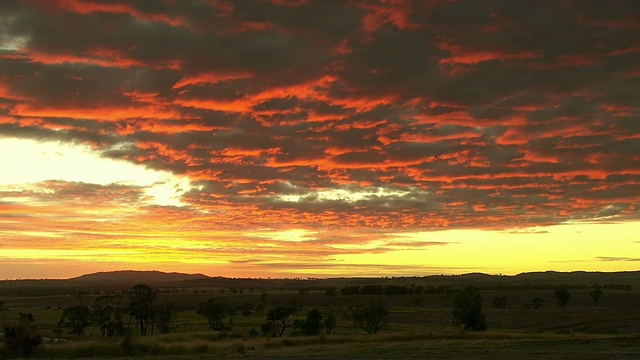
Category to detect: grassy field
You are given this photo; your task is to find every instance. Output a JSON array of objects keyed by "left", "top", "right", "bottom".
[{"left": 1, "top": 283, "right": 640, "bottom": 359}]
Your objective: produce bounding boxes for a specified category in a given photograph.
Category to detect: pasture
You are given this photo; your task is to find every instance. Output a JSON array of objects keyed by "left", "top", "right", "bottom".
[{"left": 1, "top": 282, "right": 640, "bottom": 359}]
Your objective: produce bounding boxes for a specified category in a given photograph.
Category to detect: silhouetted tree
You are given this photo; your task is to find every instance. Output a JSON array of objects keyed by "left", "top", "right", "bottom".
[
  {"left": 92, "top": 295, "right": 125, "bottom": 338},
  {"left": 263, "top": 306, "right": 297, "bottom": 337},
  {"left": 0, "top": 300, "right": 5, "bottom": 311},
  {"left": 589, "top": 287, "right": 603, "bottom": 307},
  {"left": 351, "top": 300, "right": 389, "bottom": 334},
  {"left": 197, "top": 298, "right": 230, "bottom": 331},
  {"left": 554, "top": 289, "right": 571, "bottom": 310},
  {"left": 59, "top": 305, "right": 91, "bottom": 335},
  {"left": 128, "top": 284, "right": 157, "bottom": 336},
  {"left": 296, "top": 308, "right": 323, "bottom": 335},
  {"left": 322, "top": 304, "right": 340, "bottom": 334},
  {"left": 3, "top": 313, "right": 42, "bottom": 357},
  {"left": 452, "top": 286, "right": 487, "bottom": 331},
  {"left": 155, "top": 302, "right": 178, "bottom": 334}
]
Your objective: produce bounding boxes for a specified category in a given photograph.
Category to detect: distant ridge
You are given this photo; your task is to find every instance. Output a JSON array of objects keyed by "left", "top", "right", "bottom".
[
  {"left": 70, "top": 270, "right": 212, "bottom": 284},
  {"left": 1, "top": 270, "right": 638, "bottom": 297}
]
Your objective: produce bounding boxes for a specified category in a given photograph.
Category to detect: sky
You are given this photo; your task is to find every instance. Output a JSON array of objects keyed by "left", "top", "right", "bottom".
[{"left": 1, "top": 0, "right": 639, "bottom": 280}]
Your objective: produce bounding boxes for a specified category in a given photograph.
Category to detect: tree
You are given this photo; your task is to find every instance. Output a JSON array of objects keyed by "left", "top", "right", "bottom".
[
  {"left": 92, "top": 296, "right": 112, "bottom": 337},
  {"left": 92, "top": 295, "right": 125, "bottom": 338},
  {"left": 263, "top": 306, "right": 297, "bottom": 337},
  {"left": 129, "top": 284, "right": 157, "bottom": 336},
  {"left": 554, "top": 289, "right": 571, "bottom": 310},
  {"left": 59, "top": 305, "right": 91, "bottom": 335},
  {"left": 3, "top": 313, "right": 42, "bottom": 357},
  {"left": 589, "top": 287, "right": 603, "bottom": 307},
  {"left": 322, "top": 304, "right": 340, "bottom": 334},
  {"left": 351, "top": 300, "right": 389, "bottom": 334},
  {"left": 0, "top": 300, "right": 5, "bottom": 311},
  {"left": 297, "top": 308, "right": 323, "bottom": 335},
  {"left": 452, "top": 286, "right": 487, "bottom": 331},
  {"left": 155, "top": 302, "right": 178, "bottom": 334},
  {"left": 197, "top": 298, "right": 230, "bottom": 331}
]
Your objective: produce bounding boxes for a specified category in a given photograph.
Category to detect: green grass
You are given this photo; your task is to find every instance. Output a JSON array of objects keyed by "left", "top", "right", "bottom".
[
  {"left": 2, "top": 287, "right": 640, "bottom": 359},
  {"left": 2, "top": 323, "right": 639, "bottom": 359}
]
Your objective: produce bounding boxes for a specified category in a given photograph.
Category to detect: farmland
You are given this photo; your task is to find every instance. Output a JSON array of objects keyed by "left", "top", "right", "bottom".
[{"left": 1, "top": 271, "right": 639, "bottom": 359}]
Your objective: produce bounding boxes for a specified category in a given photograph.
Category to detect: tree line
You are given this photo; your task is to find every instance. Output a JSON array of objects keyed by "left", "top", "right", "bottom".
[{"left": 333, "top": 284, "right": 455, "bottom": 296}]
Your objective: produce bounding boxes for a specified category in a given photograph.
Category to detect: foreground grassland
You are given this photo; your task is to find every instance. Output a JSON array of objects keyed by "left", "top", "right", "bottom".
[
  {"left": 19, "top": 331, "right": 640, "bottom": 359},
  {"left": 1, "top": 277, "right": 640, "bottom": 359}
]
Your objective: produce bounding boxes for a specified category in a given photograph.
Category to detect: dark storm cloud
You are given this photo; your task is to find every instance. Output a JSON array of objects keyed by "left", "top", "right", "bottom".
[{"left": 1, "top": 0, "right": 639, "bottom": 230}]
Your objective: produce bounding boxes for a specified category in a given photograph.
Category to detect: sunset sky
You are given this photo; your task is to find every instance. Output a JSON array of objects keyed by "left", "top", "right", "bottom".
[{"left": 1, "top": 0, "right": 639, "bottom": 280}]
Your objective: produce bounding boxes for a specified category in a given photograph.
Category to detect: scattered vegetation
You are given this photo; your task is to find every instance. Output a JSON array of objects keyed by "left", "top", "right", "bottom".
[
  {"left": 197, "top": 298, "right": 230, "bottom": 331},
  {"left": 590, "top": 286, "right": 603, "bottom": 307},
  {"left": 0, "top": 272, "right": 638, "bottom": 359},
  {"left": 554, "top": 288, "right": 571, "bottom": 310},
  {"left": 2, "top": 313, "right": 42, "bottom": 357},
  {"left": 128, "top": 284, "right": 157, "bottom": 336},
  {"left": 262, "top": 306, "right": 297, "bottom": 337},
  {"left": 91, "top": 295, "right": 126, "bottom": 338},
  {"left": 452, "top": 286, "right": 487, "bottom": 331},
  {"left": 350, "top": 300, "right": 390, "bottom": 334},
  {"left": 58, "top": 305, "right": 91, "bottom": 335}
]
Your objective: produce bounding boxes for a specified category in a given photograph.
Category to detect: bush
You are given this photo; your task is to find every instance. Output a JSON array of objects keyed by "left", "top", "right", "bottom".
[
  {"left": 59, "top": 305, "right": 91, "bottom": 335},
  {"left": 3, "top": 323, "right": 43, "bottom": 357},
  {"left": 554, "top": 289, "right": 571, "bottom": 309},
  {"left": 452, "top": 286, "right": 487, "bottom": 331},
  {"left": 296, "top": 309, "right": 323, "bottom": 336}
]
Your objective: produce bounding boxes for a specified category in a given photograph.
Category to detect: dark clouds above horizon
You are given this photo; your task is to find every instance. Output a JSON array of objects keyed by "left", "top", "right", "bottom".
[{"left": 1, "top": 0, "right": 640, "bottom": 232}]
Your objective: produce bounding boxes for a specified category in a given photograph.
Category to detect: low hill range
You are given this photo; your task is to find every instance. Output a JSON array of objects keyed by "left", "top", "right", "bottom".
[
  {"left": 70, "top": 270, "right": 212, "bottom": 285},
  {"left": 0, "top": 270, "right": 638, "bottom": 297}
]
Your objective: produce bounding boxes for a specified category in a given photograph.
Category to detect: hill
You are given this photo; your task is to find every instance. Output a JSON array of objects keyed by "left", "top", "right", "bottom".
[
  {"left": 0, "top": 270, "right": 638, "bottom": 296},
  {"left": 69, "top": 270, "right": 211, "bottom": 285}
]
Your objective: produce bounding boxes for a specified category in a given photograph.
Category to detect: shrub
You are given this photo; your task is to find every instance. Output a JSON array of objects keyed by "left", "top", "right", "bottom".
[
  {"left": 197, "top": 298, "right": 231, "bottom": 331},
  {"left": 452, "top": 286, "right": 487, "bottom": 331},
  {"left": 554, "top": 289, "right": 571, "bottom": 309},
  {"left": 296, "top": 308, "right": 323, "bottom": 336},
  {"left": 3, "top": 323, "right": 43, "bottom": 357},
  {"left": 59, "top": 305, "right": 91, "bottom": 335}
]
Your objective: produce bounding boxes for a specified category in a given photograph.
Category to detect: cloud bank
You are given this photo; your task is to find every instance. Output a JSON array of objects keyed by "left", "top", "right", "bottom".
[{"left": 0, "top": 0, "right": 639, "bottom": 277}]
